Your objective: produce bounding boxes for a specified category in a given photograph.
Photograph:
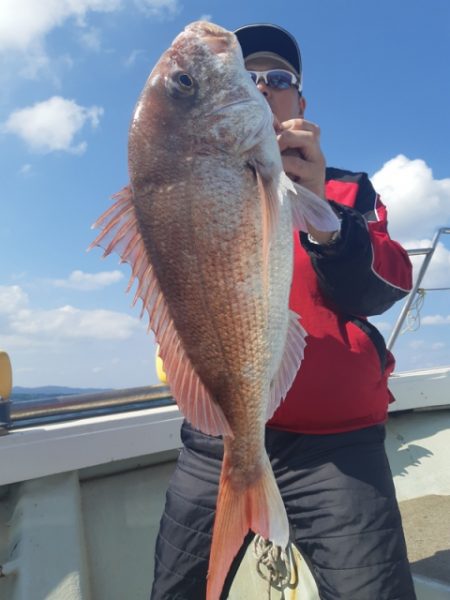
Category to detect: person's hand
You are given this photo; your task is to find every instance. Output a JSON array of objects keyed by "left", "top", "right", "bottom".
[
  {"left": 274, "top": 117, "right": 326, "bottom": 199},
  {"left": 274, "top": 117, "right": 337, "bottom": 244}
]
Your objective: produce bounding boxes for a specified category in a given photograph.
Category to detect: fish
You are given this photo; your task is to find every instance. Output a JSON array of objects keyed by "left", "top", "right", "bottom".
[{"left": 90, "top": 21, "right": 339, "bottom": 600}]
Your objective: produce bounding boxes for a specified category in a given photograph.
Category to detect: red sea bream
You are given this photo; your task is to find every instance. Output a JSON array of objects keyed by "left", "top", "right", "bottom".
[{"left": 91, "top": 21, "right": 339, "bottom": 600}]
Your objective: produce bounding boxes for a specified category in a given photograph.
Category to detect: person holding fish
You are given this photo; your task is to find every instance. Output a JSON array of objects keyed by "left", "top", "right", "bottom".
[{"left": 91, "top": 20, "right": 416, "bottom": 600}]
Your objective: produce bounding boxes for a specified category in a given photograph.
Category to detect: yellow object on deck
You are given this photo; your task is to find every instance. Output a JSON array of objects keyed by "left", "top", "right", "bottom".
[
  {"left": 0, "top": 351, "right": 12, "bottom": 400},
  {"left": 155, "top": 346, "right": 167, "bottom": 384}
]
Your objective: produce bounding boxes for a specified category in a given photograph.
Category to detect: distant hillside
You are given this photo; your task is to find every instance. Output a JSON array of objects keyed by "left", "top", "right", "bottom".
[{"left": 11, "top": 385, "right": 112, "bottom": 402}]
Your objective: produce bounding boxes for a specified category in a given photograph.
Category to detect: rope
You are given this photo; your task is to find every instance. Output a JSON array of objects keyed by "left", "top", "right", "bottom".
[
  {"left": 252, "top": 535, "right": 299, "bottom": 598},
  {"left": 401, "top": 288, "right": 426, "bottom": 334}
]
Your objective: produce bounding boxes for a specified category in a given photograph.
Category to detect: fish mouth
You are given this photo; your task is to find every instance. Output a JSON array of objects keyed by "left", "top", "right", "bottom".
[
  {"left": 205, "top": 98, "right": 274, "bottom": 155},
  {"left": 205, "top": 98, "right": 260, "bottom": 117}
]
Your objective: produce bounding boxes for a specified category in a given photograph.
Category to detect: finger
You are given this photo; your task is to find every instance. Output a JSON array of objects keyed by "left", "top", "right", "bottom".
[
  {"left": 272, "top": 115, "right": 282, "bottom": 134},
  {"left": 279, "top": 118, "right": 321, "bottom": 136},
  {"left": 281, "top": 154, "right": 310, "bottom": 180},
  {"left": 277, "top": 129, "right": 315, "bottom": 153}
]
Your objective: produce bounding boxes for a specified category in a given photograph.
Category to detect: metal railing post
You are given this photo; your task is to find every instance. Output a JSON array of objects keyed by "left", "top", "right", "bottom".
[{"left": 387, "top": 227, "right": 450, "bottom": 352}]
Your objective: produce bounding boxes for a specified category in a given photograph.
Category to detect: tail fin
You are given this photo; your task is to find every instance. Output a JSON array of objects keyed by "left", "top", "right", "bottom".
[{"left": 206, "top": 449, "right": 289, "bottom": 600}]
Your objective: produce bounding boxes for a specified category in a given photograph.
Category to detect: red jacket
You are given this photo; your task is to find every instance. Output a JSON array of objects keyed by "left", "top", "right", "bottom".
[{"left": 268, "top": 167, "right": 413, "bottom": 434}]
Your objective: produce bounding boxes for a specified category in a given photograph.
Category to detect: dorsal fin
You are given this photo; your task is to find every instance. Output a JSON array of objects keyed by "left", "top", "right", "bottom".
[{"left": 90, "top": 186, "right": 233, "bottom": 437}]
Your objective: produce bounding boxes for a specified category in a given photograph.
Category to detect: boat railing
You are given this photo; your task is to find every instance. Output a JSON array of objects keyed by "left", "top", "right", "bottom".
[
  {"left": 2, "top": 226, "right": 449, "bottom": 434},
  {"left": 387, "top": 226, "right": 450, "bottom": 351},
  {"left": 3, "top": 384, "right": 174, "bottom": 431}
]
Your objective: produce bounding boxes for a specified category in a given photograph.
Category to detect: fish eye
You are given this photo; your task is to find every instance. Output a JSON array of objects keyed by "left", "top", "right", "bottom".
[
  {"left": 177, "top": 73, "right": 194, "bottom": 89},
  {"left": 166, "top": 71, "right": 197, "bottom": 99}
]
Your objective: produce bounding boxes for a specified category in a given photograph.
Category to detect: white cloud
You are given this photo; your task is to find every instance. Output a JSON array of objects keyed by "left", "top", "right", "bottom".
[
  {"left": 422, "top": 315, "right": 450, "bottom": 326},
  {"left": 11, "top": 272, "right": 28, "bottom": 281},
  {"left": 0, "top": 284, "right": 156, "bottom": 388},
  {"left": 199, "top": 14, "right": 212, "bottom": 22},
  {"left": 15, "top": 366, "right": 37, "bottom": 374},
  {"left": 369, "top": 320, "right": 391, "bottom": 333},
  {"left": 11, "top": 304, "right": 139, "bottom": 340},
  {"left": 0, "top": 333, "right": 47, "bottom": 350},
  {"left": 19, "top": 52, "right": 74, "bottom": 84},
  {"left": 19, "top": 163, "right": 32, "bottom": 175},
  {"left": 124, "top": 49, "right": 145, "bottom": 67},
  {"left": 0, "top": 284, "right": 141, "bottom": 343},
  {"left": 3, "top": 96, "right": 103, "bottom": 154},
  {"left": 0, "top": 0, "right": 180, "bottom": 53},
  {"left": 0, "top": 0, "right": 180, "bottom": 81},
  {"left": 403, "top": 240, "right": 450, "bottom": 289},
  {"left": 50, "top": 270, "right": 124, "bottom": 291},
  {"left": 372, "top": 155, "right": 450, "bottom": 293},
  {"left": 78, "top": 27, "right": 102, "bottom": 51},
  {"left": 432, "top": 342, "right": 446, "bottom": 350},
  {"left": 371, "top": 155, "right": 450, "bottom": 243},
  {"left": 17, "top": 46, "right": 51, "bottom": 79},
  {"left": 409, "top": 339, "right": 425, "bottom": 350},
  {"left": 0, "top": 285, "right": 29, "bottom": 315},
  {"left": 134, "top": 0, "right": 180, "bottom": 18},
  {"left": 0, "top": 0, "right": 121, "bottom": 53}
]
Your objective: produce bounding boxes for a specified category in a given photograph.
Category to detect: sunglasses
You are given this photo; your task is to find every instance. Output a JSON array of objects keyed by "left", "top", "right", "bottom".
[{"left": 248, "top": 69, "right": 300, "bottom": 90}]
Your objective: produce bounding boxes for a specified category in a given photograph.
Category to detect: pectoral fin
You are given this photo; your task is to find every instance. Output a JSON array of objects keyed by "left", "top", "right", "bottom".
[
  {"left": 284, "top": 174, "right": 340, "bottom": 233},
  {"left": 267, "top": 310, "right": 307, "bottom": 421},
  {"left": 253, "top": 164, "right": 280, "bottom": 283}
]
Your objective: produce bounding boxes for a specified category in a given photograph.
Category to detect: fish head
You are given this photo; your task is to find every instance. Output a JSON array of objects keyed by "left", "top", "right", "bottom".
[{"left": 128, "top": 21, "right": 274, "bottom": 186}]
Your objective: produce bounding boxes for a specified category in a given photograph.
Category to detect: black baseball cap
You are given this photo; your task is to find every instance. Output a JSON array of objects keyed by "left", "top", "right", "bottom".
[{"left": 234, "top": 23, "right": 302, "bottom": 81}]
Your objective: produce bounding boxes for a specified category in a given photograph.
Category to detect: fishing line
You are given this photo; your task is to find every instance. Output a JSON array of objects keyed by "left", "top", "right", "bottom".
[
  {"left": 252, "top": 535, "right": 299, "bottom": 598},
  {"left": 402, "top": 288, "right": 426, "bottom": 334}
]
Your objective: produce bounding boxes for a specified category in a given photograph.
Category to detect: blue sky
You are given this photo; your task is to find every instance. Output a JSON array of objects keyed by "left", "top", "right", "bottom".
[{"left": 1, "top": 0, "right": 450, "bottom": 389}]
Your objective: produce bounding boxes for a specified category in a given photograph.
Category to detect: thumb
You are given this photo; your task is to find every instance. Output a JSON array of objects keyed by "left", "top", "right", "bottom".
[{"left": 273, "top": 115, "right": 282, "bottom": 134}]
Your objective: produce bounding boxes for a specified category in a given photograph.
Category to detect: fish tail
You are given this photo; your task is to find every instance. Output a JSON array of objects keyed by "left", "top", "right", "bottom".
[{"left": 206, "top": 448, "right": 289, "bottom": 600}]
